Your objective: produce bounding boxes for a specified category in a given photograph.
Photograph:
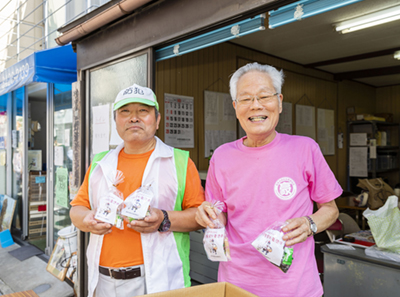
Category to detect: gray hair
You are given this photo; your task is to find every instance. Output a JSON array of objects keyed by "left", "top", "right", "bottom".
[
  {"left": 229, "top": 62, "right": 285, "bottom": 101},
  {"left": 113, "top": 107, "right": 159, "bottom": 121}
]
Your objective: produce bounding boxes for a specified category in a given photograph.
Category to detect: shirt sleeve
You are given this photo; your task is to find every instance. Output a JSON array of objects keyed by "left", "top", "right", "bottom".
[
  {"left": 70, "top": 165, "right": 92, "bottom": 209},
  {"left": 308, "top": 141, "right": 343, "bottom": 203},
  {"left": 181, "top": 158, "right": 205, "bottom": 210},
  {"left": 204, "top": 158, "right": 227, "bottom": 212}
]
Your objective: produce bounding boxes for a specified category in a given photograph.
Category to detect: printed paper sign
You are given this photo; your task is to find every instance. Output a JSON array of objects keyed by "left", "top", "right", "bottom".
[
  {"left": 55, "top": 167, "right": 69, "bottom": 208},
  {"left": 92, "top": 104, "right": 110, "bottom": 154},
  {"left": 54, "top": 146, "right": 64, "bottom": 166}
]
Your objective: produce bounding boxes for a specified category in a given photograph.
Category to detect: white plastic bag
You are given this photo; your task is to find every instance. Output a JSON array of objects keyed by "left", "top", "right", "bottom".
[{"left": 363, "top": 195, "right": 400, "bottom": 253}]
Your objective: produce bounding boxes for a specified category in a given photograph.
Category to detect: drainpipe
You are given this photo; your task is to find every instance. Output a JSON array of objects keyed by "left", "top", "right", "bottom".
[{"left": 55, "top": 0, "right": 152, "bottom": 46}]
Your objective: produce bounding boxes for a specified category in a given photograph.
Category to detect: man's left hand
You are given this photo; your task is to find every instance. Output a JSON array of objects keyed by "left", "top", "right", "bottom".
[
  {"left": 126, "top": 208, "right": 164, "bottom": 233},
  {"left": 281, "top": 217, "right": 311, "bottom": 246}
]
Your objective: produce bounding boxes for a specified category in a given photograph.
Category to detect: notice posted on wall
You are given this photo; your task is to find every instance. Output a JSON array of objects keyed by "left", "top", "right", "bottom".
[
  {"left": 55, "top": 167, "right": 69, "bottom": 208},
  {"left": 276, "top": 101, "right": 292, "bottom": 135},
  {"left": 204, "top": 91, "right": 237, "bottom": 157},
  {"left": 164, "top": 93, "right": 194, "bottom": 148},
  {"left": 317, "top": 108, "right": 335, "bottom": 155},
  {"left": 350, "top": 133, "right": 367, "bottom": 146},
  {"left": 349, "top": 147, "right": 368, "bottom": 177},
  {"left": 296, "top": 104, "right": 316, "bottom": 140},
  {"left": 92, "top": 104, "right": 110, "bottom": 154}
]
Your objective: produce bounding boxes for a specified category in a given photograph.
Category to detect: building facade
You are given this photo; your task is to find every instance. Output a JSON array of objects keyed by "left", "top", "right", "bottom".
[
  {"left": 0, "top": 0, "right": 110, "bottom": 264},
  {"left": 56, "top": 0, "right": 400, "bottom": 295}
]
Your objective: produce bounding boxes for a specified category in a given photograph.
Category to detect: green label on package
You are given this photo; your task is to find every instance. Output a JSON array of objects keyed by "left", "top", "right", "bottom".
[{"left": 282, "top": 247, "right": 293, "bottom": 265}]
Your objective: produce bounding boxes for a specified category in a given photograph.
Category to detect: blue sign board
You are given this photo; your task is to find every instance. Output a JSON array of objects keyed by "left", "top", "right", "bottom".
[
  {"left": 35, "top": 176, "right": 46, "bottom": 184},
  {"left": 0, "top": 44, "right": 77, "bottom": 96}
]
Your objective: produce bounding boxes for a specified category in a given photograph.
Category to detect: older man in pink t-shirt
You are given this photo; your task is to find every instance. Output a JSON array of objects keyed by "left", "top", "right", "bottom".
[{"left": 196, "top": 63, "right": 342, "bottom": 297}]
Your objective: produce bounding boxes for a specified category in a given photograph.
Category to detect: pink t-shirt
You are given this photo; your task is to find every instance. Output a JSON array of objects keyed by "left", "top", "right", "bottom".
[{"left": 206, "top": 132, "right": 342, "bottom": 297}]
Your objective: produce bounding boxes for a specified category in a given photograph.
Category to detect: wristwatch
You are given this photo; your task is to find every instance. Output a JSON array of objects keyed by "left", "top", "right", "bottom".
[
  {"left": 158, "top": 210, "right": 171, "bottom": 232},
  {"left": 306, "top": 216, "right": 317, "bottom": 236}
]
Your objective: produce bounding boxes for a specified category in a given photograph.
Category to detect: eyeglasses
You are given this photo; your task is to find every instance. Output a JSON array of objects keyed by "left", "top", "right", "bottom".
[{"left": 236, "top": 93, "right": 279, "bottom": 106}]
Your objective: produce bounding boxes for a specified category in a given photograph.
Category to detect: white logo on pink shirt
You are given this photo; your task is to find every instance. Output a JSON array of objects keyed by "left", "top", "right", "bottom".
[{"left": 274, "top": 177, "right": 297, "bottom": 200}]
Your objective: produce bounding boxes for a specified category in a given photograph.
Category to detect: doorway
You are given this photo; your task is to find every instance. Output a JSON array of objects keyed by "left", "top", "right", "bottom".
[
  {"left": 51, "top": 83, "right": 73, "bottom": 247},
  {"left": 26, "top": 83, "right": 47, "bottom": 250}
]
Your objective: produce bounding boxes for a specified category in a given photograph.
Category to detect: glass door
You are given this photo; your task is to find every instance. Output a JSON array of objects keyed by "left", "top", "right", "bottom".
[
  {"left": 77, "top": 49, "right": 153, "bottom": 296},
  {"left": 51, "top": 83, "right": 73, "bottom": 247},
  {"left": 11, "top": 87, "right": 25, "bottom": 236},
  {"left": 88, "top": 50, "right": 151, "bottom": 159},
  {"left": 26, "top": 83, "right": 47, "bottom": 249},
  {"left": 0, "top": 93, "right": 11, "bottom": 234},
  {"left": 0, "top": 93, "right": 9, "bottom": 195}
]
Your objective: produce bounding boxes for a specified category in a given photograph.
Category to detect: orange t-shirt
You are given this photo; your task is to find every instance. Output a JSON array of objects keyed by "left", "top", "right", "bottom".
[{"left": 71, "top": 148, "right": 205, "bottom": 268}]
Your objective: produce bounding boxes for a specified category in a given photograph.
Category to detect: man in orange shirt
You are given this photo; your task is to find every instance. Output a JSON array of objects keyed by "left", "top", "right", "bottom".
[{"left": 70, "top": 84, "right": 204, "bottom": 297}]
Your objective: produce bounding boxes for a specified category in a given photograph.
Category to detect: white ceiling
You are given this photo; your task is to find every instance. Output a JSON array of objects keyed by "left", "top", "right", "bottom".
[{"left": 231, "top": 0, "right": 400, "bottom": 87}]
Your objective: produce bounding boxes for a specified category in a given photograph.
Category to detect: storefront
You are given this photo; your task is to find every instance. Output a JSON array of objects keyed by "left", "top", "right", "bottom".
[
  {"left": 54, "top": 0, "right": 301, "bottom": 295},
  {"left": 0, "top": 44, "right": 77, "bottom": 254},
  {"left": 55, "top": 0, "right": 400, "bottom": 296}
]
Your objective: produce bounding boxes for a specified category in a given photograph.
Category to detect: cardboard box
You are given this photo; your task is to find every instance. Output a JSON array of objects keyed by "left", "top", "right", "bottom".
[{"left": 142, "top": 282, "right": 257, "bottom": 297}]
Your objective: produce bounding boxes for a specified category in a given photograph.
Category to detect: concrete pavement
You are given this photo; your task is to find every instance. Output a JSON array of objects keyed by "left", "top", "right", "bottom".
[{"left": 0, "top": 240, "right": 74, "bottom": 297}]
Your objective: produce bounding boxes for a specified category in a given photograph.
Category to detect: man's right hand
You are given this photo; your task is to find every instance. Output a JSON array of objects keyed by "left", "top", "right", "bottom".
[
  {"left": 195, "top": 201, "right": 223, "bottom": 229},
  {"left": 83, "top": 210, "right": 113, "bottom": 235},
  {"left": 70, "top": 206, "right": 113, "bottom": 235}
]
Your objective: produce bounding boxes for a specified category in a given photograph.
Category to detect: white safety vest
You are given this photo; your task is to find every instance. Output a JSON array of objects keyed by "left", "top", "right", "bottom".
[{"left": 86, "top": 137, "right": 190, "bottom": 297}]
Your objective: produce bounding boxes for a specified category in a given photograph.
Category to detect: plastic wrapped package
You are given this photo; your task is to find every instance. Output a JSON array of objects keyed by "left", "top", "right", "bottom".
[
  {"left": 365, "top": 245, "right": 400, "bottom": 263},
  {"left": 95, "top": 170, "right": 125, "bottom": 228},
  {"left": 203, "top": 201, "right": 231, "bottom": 262},
  {"left": 121, "top": 184, "right": 153, "bottom": 222},
  {"left": 252, "top": 221, "right": 294, "bottom": 273}
]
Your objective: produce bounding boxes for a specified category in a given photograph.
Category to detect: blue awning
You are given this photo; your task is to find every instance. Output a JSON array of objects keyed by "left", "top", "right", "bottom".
[{"left": 0, "top": 44, "right": 77, "bottom": 96}]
